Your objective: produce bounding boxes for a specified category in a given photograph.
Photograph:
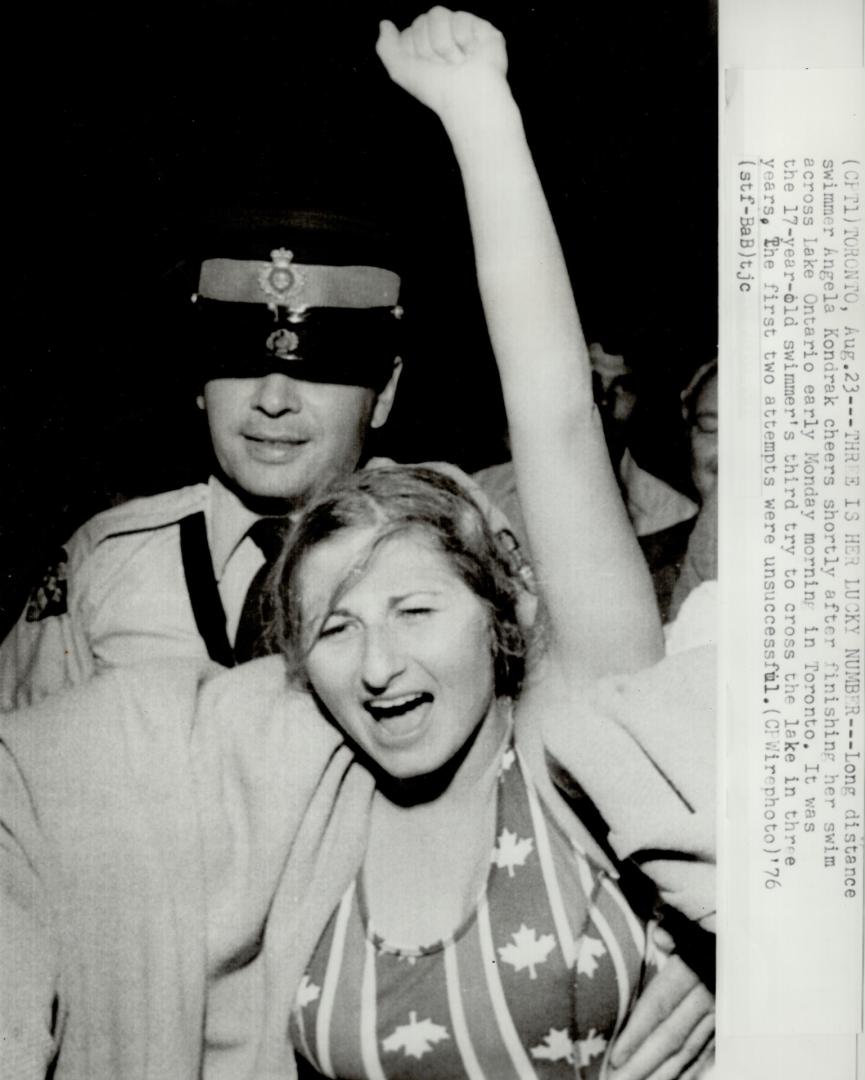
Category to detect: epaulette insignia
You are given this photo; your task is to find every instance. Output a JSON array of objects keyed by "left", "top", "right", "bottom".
[{"left": 25, "top": 548, "right": 69, "bottom": 622}]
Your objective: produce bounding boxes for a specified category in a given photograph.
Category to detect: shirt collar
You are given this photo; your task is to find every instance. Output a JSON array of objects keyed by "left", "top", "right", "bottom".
[
  {"left": 206, "top": 475, "right": 264, "bottom": 580},
  {"left": 619, "top": 449, "right": 698, "bottom": 536}
]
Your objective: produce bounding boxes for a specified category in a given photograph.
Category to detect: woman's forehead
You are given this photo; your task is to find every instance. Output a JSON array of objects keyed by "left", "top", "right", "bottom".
[{"left": 298, "top": 526, "right": 462, "bottom": 607}]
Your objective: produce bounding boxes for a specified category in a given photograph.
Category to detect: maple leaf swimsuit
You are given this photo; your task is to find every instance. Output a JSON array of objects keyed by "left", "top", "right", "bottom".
[{"left": 289, "top": 742, "right": 660, "bottom": 1079}]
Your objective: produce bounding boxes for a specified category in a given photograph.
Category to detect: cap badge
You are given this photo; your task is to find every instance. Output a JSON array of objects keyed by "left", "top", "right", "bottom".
[
  {"left": 259, "top": 248, "right": 305, "bottom": 313},
  {"left": 266, "top": 328, "right": 300, "bottom": 359}
]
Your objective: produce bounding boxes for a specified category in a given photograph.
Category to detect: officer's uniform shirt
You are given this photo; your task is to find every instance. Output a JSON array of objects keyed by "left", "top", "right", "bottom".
[
  {"left": 0, "top": 477, "right": 266, "bottom": 711},
  {"left": 0, "top": 463, "right": 523, "bottom": 712},
  {"left": 473, "top": 452, "right": 696, "bottom": 552},
  {"left": 472, "top": 454, "right": 698, "bottom": 625},
  {"left": 617, "top": 449, "right": 698, "bottom": 538}
]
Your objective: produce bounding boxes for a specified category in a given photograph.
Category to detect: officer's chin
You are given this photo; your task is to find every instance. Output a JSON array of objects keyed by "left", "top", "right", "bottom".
[{"left": 218, "top": 462, "right": 307, "bottom": 516}]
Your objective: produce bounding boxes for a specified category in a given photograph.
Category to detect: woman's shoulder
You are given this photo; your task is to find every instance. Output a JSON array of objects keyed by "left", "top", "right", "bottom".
[
  {"left": 589, "top": 645, "right": 716, "bottom": 760},
  {"left": 519, "top": 643, "right": 716, "bottom": 770},
  {"left": 515, "top": 645, "right": 716, "bottom": 839},
  {"left": 198, "top": 654, "right": 293, "bottom": 709},
  {"left": 512, "top": 675, "right": 619, "bottom": 875},
  {"left": 194, "top": 656, "right": 344, "bottom": 773}
]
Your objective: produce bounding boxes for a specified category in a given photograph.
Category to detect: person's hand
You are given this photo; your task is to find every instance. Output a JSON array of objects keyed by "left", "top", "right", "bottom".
[
  {"left": 376, "top": 7, "right": 509, "bottom": 124},
  {"left": 610, "top": 931, "right": 715, "bottom": 1080}
]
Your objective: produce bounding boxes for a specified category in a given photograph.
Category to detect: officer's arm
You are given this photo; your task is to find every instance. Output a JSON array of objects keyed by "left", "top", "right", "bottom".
[
  {"left": 0, "top": 740, "right": 62, "bottom": 1077},
  {"left": 376, "top": 9, "right": 663, "bottom": 683},
  {"left": 0, "top": 540, "right": 95, "bottom": 712}
]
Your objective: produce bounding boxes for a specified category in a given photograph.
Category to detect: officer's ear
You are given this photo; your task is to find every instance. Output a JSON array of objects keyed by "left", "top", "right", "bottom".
[
  {"left": 196, "top": 393, "right": 206, "bottom": 411},
  {"left": 370, "top": 358, "right": 403, "bottom": 430}
]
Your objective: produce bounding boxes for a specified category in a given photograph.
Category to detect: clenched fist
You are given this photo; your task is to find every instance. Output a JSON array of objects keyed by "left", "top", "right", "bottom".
[{"left": 376, "top": 7, "right": 509, "bottom": 123}]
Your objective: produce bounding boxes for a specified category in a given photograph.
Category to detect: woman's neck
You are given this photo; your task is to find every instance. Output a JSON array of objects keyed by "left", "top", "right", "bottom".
[
  {"left": 365, "top": 700, "right": 513, "bottom": 947},
  {"left": 374, "top": 698, "right": 511, "bottom": 824}
]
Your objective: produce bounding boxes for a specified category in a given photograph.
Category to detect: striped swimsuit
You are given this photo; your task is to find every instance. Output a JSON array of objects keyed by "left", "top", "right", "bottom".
[{"left": 290, "top": 743, "right": 659, "bottom": 1079}]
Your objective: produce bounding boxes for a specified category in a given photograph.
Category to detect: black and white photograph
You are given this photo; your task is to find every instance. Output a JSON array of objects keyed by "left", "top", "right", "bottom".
[{"left": 0, "top": 1, "right": 860, "bottom": 1078}]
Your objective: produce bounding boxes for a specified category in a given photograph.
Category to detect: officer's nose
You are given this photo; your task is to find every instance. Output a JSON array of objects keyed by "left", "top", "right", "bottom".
[
  {"left": 360, "top": 625, "right": 406, "bottom": 696},
  {"left": 253, "top": 373, "right": 303, "bottom": 416}
]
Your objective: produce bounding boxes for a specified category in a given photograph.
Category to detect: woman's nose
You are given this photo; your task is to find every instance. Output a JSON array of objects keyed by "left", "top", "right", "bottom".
[
  {"left": 253, "top": 372, "right": 303, "bottom": 416},
  {"left": 360, "top": 625, "right": 406, "bottom": 694}
]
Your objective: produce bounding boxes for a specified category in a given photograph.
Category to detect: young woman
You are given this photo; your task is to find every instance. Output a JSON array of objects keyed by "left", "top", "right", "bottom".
[{"left": 267, "top": 464, "right": 712, "bottom": 1080}]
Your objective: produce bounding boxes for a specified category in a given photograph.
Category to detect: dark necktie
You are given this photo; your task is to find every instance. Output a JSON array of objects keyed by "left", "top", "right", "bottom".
[{"left": 233, "top": 517, "right": 291, "bottom": 663}]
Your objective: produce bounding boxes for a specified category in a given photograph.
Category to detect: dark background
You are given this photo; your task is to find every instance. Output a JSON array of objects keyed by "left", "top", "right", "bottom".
[{"left": 1, "top": 0, "right": 717, "bottom": 633}]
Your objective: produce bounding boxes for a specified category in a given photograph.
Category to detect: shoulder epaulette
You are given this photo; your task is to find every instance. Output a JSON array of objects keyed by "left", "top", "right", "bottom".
[
  {"left": 25, "top": 547, "right": 70, "bottom": 622},
  {"left": 75, "top": 484, "right": 210, "bottom": 548}
]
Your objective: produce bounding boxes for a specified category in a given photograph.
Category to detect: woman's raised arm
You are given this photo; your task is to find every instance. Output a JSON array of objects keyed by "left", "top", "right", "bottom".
[{"left": 376, "top": 8, "right": 663, "bottom": 680}]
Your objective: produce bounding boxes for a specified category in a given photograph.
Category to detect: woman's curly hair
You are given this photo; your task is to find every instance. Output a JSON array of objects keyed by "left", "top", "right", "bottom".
[{"left": 268, "top": 465, "right": 528, "bottom": 699}]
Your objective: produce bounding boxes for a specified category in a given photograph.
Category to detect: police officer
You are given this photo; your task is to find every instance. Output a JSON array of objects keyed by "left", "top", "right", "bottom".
[{"left": 0, "top": 210, "right": 509, "bottom": 710}]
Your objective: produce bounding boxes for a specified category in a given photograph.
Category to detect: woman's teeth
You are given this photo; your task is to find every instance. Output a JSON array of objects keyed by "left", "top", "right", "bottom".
[{"left": 365, "top": 692, "right": 432, "bottom": 721}]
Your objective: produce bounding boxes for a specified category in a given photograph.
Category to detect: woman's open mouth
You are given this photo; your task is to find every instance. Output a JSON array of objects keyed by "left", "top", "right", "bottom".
[{"left": 363, "top": 692, "right": 434, "bottom": 740}]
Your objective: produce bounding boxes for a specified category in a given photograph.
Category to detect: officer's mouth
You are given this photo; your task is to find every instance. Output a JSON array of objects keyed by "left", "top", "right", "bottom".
[{"left": 244, "top": 434, "right": 311, "bottom": 462}]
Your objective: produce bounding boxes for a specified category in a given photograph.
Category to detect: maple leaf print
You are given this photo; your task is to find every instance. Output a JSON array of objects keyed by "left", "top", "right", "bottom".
[
  {"left": 530, "top": 1027, "right": 576, "bottom": 1065},
  {"left": 296, "top": 974, "right": 320, "bottom": 1009},
  {"left": 576, "top": 934, "right": 606, "bottom": 978},
  {"left": 499, "top": 746, "right": 516, "bottom": 776},
  {"left": 491, "top": 828, "right": 534, "bottom": 877},
  {"left": 577, "top": 1028, "right": 608, "bottom": 1066},
  {"left": 498, "top": 923, "right": 556, "bottom": 979},
  {"left": 381, "top": 1011, "right": 450, "bottom": 1060}
]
